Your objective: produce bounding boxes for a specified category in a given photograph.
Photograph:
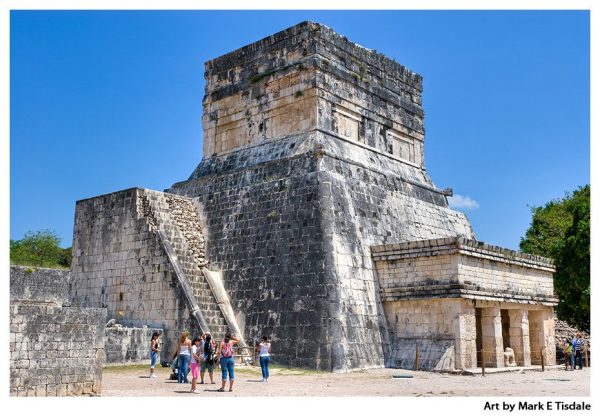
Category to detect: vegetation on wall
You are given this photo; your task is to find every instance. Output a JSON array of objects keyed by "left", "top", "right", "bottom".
[
  {"left": 520, "top": 185, "right": 590, "bottom": 331},
  {"left": 10, "top": 230, "right": 72, "bottom": 269}
]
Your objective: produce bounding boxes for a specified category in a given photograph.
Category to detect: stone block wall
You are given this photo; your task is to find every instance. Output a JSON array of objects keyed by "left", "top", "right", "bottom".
[
  {"left": 10, "top": 265, "right": 70, "bottom": 305},
  {"left": 315, "top": 139, "right": 474, "bottom": 370},
  {"left": 202, "top": 21, "right": 425, "bottom": 168},
  {"left": 105, "top": 326, "right": 163, "bottom": 364},
  {"left": 203, "top": 22, "right": 319, "bottom": 157},
  {"left": 313, "top": 27, "right": 424, "bottom": 168},
  {"left": 382, "top": 298, "right": 475, "bottom": 370},
  {"left": 171, "top": 129, "right": 474, "bottom": 371},
  {"left": 10, "top": 265, "right": 107, "bottom": 396},
  {"left": 70, "top": 188, "right": 195, "bottom": 359},
  {"left": 170, "top": 145, "right": 330, "bottom": 369},
  {"left": 9, "top": 303, "right": 106, "bottom": 396},
  {"left": 372, "top": 239, "right": 556, "bottom": 370},
  {"left": 459, "top": 253, "right": 554, "bottom": 301},
  {"left": 372, "top": 237, "right": 556, "bottom": 304}
]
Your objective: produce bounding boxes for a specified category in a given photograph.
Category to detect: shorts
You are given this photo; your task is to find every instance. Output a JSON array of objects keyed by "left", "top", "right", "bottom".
[
  {"left": 191, "top": 362, "right": 199, "bottom": 379},
  {"left": 150, "top": 351, "right": 158, "bottom": 369},
  {"left": 201, "top": 361, "right": 215, "bottom": 373}
]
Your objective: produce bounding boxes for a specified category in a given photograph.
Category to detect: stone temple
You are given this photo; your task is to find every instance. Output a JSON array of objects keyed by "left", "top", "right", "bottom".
[{"left": 69, "top": 21, "right": 557, "bottom": 372}]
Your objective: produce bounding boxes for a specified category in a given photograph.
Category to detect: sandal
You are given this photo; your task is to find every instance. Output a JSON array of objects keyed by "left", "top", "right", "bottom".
[
  {"left": 217, "top": 388, "right": 224, "bottom": 392},
  {"left": 229, "top": 389, "right": 233, "bottom": 392}
]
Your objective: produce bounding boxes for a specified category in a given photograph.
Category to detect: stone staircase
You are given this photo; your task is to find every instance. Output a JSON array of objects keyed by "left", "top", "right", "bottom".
[{"left": 139, "top": 189, "right": 229, "bottom": 339}]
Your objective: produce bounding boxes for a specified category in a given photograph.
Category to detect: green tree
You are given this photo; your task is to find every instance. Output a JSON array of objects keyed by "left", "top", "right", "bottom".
[
  {"left": 10, "top": 230, "right": 72, "bottom": 269},
  {"left": 520, "top": 185, "right": 590, "bottom": 331}
]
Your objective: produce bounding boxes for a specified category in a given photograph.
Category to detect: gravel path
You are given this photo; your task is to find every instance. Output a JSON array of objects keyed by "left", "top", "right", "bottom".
[{"left": 101, "top": 365, "right": 590, "bottom": 397}]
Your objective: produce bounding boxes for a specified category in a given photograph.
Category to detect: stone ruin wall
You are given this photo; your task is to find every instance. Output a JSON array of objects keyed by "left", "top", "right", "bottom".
[
  {"left": 375, "top": 240, "right": 555, "bottom": 302},
  {"left": 105, "top": 326, "right": 163, "bottom": 364},
  {"left": 10, "top": 266, "right": 105, "bottom": 396},
  {"left": 203, "top": 22, "right": 425, "bottom": 167},
  {"left": 382, "top": 298, "right": 472, "bottom": 370},
  {"left": 372, "top": 239, "right": 556, "bottom": 370},
  {"left": 169, "top": 148, "right": 328, "bottom": 369},
  {"left": 69, "top": 188, "right": 196, "bottom": 361}
]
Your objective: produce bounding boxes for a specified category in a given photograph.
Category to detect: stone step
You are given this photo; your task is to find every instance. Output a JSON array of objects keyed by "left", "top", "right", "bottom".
[{"left": 142, "top": 189, "right": 237, "bottom": 343}]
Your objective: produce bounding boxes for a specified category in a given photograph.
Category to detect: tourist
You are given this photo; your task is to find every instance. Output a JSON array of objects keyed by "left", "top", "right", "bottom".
[
  {"left": 200, "top": 332, "right": 216, "bottom": 385},
  {"left": 177, "top": 331, "right": 192, "bottom": 383},
  {"left": 149, "top": 332, "right": 161, "bottom": 378},
  {"left": 190, "top": 337, "right": 202, "bottom": 393},
  {"left": 563, "top": 338, "right": 573, "bottom": 370},
  {"left": 574, "top": 333, "right": 584, "bottom": 369},
  {"left": 258, "top": 335, "right": 272, "bottom": 382},
  {"left": 570, "top": 334, "right": 577, "bottom": 369},
  {"left": 216, "top": 332, "right": 240, "bottom": 392}
]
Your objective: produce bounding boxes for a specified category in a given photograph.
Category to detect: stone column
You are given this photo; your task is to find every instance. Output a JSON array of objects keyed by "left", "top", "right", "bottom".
[
  {"left": 529, "top": 308, "right": 556, "bottom": 366},
  {"left": 507, "top": 309, "right": 531, "bottom": 366},
  {"left": 455, "top": 300, "right": 477, "bottom": 369},
  {"left": 480, "top": 306, "right": 504, "bottom": 367},
  {"left": 542, "top": 307, "right": 556, "bottom": 365},
  {"left": 528, "top": 310, "right": 544, "bottom": 365}
]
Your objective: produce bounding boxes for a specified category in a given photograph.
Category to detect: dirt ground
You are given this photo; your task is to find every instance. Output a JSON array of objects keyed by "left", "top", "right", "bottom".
[{"left": 101, "top": 364, "right": 590, "bottom": 397}]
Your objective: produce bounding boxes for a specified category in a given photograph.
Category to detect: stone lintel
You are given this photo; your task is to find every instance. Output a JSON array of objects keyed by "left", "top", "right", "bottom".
[
  {"left": 371, "top": 236, "right": 555, "bottom": 272},
  {"left": 380, "top": 287, "right": 559, "bottom": 306}
]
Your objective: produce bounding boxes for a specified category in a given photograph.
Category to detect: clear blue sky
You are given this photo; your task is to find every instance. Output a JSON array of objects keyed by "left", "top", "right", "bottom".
[{"left": 10, "top": 10, "right": 589, "bottom": 250}]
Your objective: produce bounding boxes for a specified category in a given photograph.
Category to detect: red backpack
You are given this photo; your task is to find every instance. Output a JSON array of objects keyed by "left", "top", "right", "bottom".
[{"left": 221, "top": 341, "right": 233, "bottom": 358}]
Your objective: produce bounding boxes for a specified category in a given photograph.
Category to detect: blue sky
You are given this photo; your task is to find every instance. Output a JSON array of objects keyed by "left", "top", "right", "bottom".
[{"left": 10, "top": 10, "right": 589, "bottom": 250}]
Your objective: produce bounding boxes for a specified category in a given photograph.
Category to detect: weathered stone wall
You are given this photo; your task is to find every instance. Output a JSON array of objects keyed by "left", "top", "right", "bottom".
[
  {"left": 170, "top": 145, "right": 329, "bottom": 369},
  {"left": 383, "top": 297, "right": 556, "bottom": 370},
  {"left": 70, "top": 188, "right": 194, "bottom": 359},
  {"left": 172, "top": 132, "right": 475, "bottom": 371},
  {"left": 383, "top": 298, "right": 472, "bottom": 370},
  {"left": 10, "top": 304, "right": 106, "bottom": 396},
  {"left": 307, "top": 128, "right": 473, "bottom": 370},
  {"left": 459, "top": 254, "right": 554, "bottom": 300},
  {"left": 372, "top": 237, "right": 556, "bottom": 304},
  {"left": 10, "top": 265, "right": 70, "bottom": 306},
  {"left": 202, "top": 21, "right": 425, "bottom": 168},
  {"left": 105, "top": 326, "right": 163, "bottom": 364},
  {"left": 10, "top": 266, "right": 106, "bottom": 396},
  {"left": 372, "top": 238, "right": 556, "bottom": 370}
]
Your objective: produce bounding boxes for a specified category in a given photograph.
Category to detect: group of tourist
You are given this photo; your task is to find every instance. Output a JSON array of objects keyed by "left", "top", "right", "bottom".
[
  {"left": 563, "top": 332, "right": 587, "bottom": 370},
  {"left": 149, "top": 331, "right": 272, "bottom": 392}
]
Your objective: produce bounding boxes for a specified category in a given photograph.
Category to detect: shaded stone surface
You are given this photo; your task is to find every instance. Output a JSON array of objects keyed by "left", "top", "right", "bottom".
[{"left": 10, "top": 266, "right": 105, "bottom": 396}]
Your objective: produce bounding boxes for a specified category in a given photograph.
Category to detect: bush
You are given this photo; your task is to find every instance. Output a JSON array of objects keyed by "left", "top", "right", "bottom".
[{"left": 10, "top": 230, "right": 72, "bottom": 269}]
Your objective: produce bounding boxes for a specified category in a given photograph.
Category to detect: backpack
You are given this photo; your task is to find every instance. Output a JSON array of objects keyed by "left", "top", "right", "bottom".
[
  {"left": 204, "top": 342, "right": 215, "bottom": 364},
  {"left": 221, "top": 341, "right": 233, "bottom": 358}
]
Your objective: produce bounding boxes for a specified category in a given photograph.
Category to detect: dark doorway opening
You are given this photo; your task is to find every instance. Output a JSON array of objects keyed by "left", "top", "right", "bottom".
[
  {"left": 501, "top": 309, "right": 510, "bottom": 350},
  {"left": 475, "top": 307, "right": 483, "bottom": 367}
]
